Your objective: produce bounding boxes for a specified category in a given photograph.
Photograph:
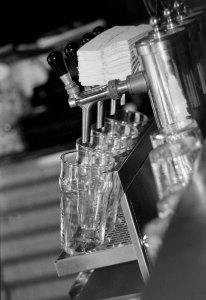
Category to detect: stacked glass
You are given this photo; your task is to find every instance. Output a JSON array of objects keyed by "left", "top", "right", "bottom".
[
  {"left": 89, "top": 110, "right": 149, "bottom": 230},
  {"left": 76, "top": 130, "right": 127, "bottom": 233},
  {"left": 149, "top": 119, "right": 203, "bottom": 219},
  {"left": 112, "top": 110, "right": 149, "bottom": 146},
  {"left": 60, "top": 107, "right": 149, "bottom": 255},
  {"left": 59, "top": 149, "right": 118, "bottom": 255},
  {"left": 89, "top": 110, "right": 149, "bottom": 163}
]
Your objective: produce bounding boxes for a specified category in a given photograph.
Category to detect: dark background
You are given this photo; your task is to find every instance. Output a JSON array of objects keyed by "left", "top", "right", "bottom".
[{"left": 0, "top": 0, "right": 149, "bottom": 45}]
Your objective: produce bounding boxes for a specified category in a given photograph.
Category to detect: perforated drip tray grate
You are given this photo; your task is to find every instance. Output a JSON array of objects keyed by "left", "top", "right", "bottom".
[
  {"left": 54, "top": 209, "right": 136, "bottom": 277},
  {"left": 104, "top": 211, "right": 132, "bottom": 247}
]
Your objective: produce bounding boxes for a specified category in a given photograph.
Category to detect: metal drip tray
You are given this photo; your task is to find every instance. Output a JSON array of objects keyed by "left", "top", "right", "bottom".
[{"left": 54, "top": 210, "right": 136, "bottom": 277}]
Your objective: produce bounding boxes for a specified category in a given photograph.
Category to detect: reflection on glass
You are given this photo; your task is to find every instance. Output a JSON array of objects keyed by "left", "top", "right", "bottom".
[
  {"left": 149, "top": 119, "right": 202, "bottom": 218},
  {"left": 59, "top": 150, "right": 119, "bottom": 255}
]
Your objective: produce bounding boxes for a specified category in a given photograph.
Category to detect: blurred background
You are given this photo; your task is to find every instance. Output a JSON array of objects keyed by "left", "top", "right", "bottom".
[
  {"left": 0, "top": 1, "right": 205, "bottom": 300},
  {"left": 0, "top": 0, "right": 151, "bottom": 161}
]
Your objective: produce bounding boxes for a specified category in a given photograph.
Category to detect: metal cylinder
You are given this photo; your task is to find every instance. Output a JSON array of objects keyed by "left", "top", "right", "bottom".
[
  {"left": 169, "top": 16, "right": 206, "bottom": 97},
  {"left": 135, "top": 27, "right": 205, "bottom": 132}
]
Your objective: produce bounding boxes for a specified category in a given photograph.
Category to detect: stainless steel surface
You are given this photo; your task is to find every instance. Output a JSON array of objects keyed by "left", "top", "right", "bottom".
[
  {"left": 54, "top": 209, "right": 135, "bottom": 277},
  {"left": 97, "top": 101, "right": 104, "bottom": 129},
  {"left": 110, "top": 98, "right": 117, "bottom": 115},
  {"left": 71, "top": 85, "right": 109, "bottom": 106},
  {"left": 65, "top": 73, "right": 148, "bottom": 143},
  {"left": 80, "top": 102, "right": 93, "bottom": 144},
  {"left": 121, "top": 193, "right": 150, "bottom": 283},
  {"left": 60, "top": 73, "right": 74, "bottom": 86},
  {"left": 125, "top": 72, "right": 147, "bottom": 95},
  {"left": 66, "top": 70, "right": 148, "bottom": 109},
  {"left": 136, "top": 27, "right": 203, "bottom": 128},
  {"left": 70, "top": 260, "right": 144, "bottom": 300},
  {"left": 120, "top": 94, "right": 126, "bottom": 106}
]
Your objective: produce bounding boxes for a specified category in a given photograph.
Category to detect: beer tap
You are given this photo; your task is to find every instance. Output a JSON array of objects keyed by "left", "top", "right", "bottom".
[
  {"left": 120, "top": 94, "right": 126, "bottom": 106},
  {"left": 64, "top": 42, "right": 79, "bottom": 69},
  {"left": 82, "top": 28, "right": 124, "bottom": 122},
  {"left": 92, "top": 26, "right": 108, "bottom": 127},
  {"left": 81, "top": 32, "right": 95, "bottom": 46},
  {"left": 92, "top": 26, "right": 106, "bottom": 37},
  {"left": 47, "top": 50, "right": 80, "bottom": 98},
  {"left": 47, "top": 14, "right": 206, "bottom": 139},
  {"left": 80, "top": 30, "right": 107, "bottom": 130},
  {"left": 88, "top": 28, "right": 106, "bottom": 129},
  {"left": 47, "top": 48, "right": 147, "bottom": 140},
  {"left": 47, "top": 50, "right": 92, "bottom": 144}
]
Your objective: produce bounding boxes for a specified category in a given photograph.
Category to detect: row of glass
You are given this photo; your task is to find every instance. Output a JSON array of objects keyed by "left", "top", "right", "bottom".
[
  {"left": 145, "top": 118, "right": 203, "bottom": 263},
  {"left": 59, "top": 108, "right": 203, "bottom": 257},
  {"left": 59, "top": 109, "right": 149, "bottom": 255}
]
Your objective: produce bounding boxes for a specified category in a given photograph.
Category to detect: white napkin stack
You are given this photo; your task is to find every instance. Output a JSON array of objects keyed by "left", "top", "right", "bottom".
[{"left": 77, "top": 24, "right": 152, "bottom": 87}]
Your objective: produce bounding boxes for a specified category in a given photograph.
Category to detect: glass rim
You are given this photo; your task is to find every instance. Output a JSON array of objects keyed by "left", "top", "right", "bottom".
[
  {"left": 91, "top": 123, "right": 134, "bottom": 138},
  {"left": 91, "top": 128, "right": 130, "bottom": 139},
  {"left": 104, "top": 116, "right": 134, "bottom": 127},
  {"left": 60, "top": 149, "right": 117, "bottom": 170},
  {"left": 76, "top": 136, "right": 128, "bottom": 152},
  {"left": 105, "top": 110, "right": 148, "bottom": 124},
  {"left": 163, "top": 118, "right": 199, "bottom": 133},
  {"left": 151, "top": 119, "right": 199, "bottom": 137}
]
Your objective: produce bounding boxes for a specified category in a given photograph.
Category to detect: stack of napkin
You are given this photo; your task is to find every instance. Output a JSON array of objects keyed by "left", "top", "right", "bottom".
[{"left": 77, "top": 24, "right": 152, "bottom": 87}]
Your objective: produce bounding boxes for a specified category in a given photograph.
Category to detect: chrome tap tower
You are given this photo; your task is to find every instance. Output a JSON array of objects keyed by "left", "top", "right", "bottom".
[{"left": 47, "top": 6, "right": 206, "bottom": 143}]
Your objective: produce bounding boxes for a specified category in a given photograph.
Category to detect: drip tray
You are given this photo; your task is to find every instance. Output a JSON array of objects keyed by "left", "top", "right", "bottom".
[{"left": 54, "top": 211, "right": 136, "bottom": 277}]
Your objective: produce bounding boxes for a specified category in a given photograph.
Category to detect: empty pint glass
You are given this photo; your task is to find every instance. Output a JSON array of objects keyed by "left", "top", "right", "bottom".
[
  {"left": 103, "top": 116, "right": 138, "bottom": 151},
  {"left": 89, "top": 124, "right": 130, "bottom": 169},
  {"left": 113, "top": 109, "right": 149, "bottom": 143},
  {"left": 59, "top": 150, "right": 118, "bottom": 255},
  {"left": 76, "top": 136, "right": 124, "bottom": 232}
]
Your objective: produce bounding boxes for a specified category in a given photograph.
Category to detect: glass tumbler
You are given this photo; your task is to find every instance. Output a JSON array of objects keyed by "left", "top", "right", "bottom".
[
  {"left": 114, "top": 109, "right": 149, "bottom": 135},
  {"left": 89, "top": 126, "right": 129, "bottom": 165},
  {"left": 149, "top": 127, "right": 202, "bottom": 218},
  {"left": 59, "top": 150, "right": 117, "bottom": 255},
  {"left": 163, "top": 119, "right": 203, "bottom": 147},
  {"left": 150, "top": 119, "right": 203, "bottom": 149},
  {"left": 103, "top": 117, "right": 138, "bottom": 151},
  {"left": 76, "top": 136, "right": 124, "bottom": 232}
]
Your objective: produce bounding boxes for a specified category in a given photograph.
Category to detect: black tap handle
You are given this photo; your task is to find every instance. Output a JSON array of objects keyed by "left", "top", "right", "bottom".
[
  {"left": 92, "top": 26, "right": 106, "bottom": 36},
  {"left": 81, "top": 32, "right": 95, "bottom": 46},
  {"left": 47, "top": 50, "right": 68, "bottom": 77},
  {"left": 64, "top": 42, "right": 79, "bottom": 68}
]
